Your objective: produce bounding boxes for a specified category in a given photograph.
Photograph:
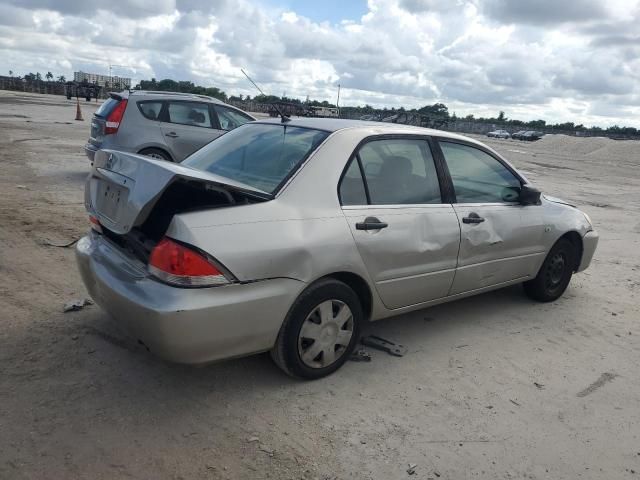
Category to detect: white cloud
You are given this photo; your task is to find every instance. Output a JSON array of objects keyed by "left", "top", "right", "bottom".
[{"left": 0, "top": 0, "right": 639, "bottom": 127}]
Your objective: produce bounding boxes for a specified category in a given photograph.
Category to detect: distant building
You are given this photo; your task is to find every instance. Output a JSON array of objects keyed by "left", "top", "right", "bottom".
[{"left": 73, "top": 71, "right": 131, "bottom": 89}]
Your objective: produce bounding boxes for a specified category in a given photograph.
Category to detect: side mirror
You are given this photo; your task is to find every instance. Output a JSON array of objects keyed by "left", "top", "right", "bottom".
[{"left": 519, "top": 184, "right": 541, "bottom": 205}]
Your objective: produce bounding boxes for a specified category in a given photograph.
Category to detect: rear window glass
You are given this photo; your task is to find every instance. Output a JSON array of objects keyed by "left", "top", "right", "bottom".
[
  {"left": 137, "top": 101, "right": 163, "bottom": 120},
  {"left": 95, "top": 97, "right": 120, "bottom": 118},
  {"left": 167, "top": 101, "right": 212, "bottom": 128},
  {"left": 184, "top": 124, "right": 329, "bottom": 194}
]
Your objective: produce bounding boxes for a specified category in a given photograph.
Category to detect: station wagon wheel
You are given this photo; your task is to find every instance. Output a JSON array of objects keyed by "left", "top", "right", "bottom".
[
  {"left": 138, "top": 147, "right": 173, "bottom": 162},
  {"left": 298, "top": 300, "right": 354, "bottom": 369},
  {"left": 524, "top": 238, "right": 576, "bottom": 302},
  {"left": 271, "top": 279, "right": 362, "bottom": 379}
]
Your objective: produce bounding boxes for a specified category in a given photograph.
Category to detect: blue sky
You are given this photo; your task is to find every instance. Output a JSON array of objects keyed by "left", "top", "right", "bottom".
[{"left": 267, "top": 0, "right": 368, "bottom": 23}]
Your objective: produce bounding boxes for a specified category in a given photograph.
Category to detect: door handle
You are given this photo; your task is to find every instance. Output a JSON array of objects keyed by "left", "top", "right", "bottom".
[
  {"left": 356, "top": 216, "right": 388, "bottom": 231},
  {"left": 165, "top": 132, "right": 179, "bottom": 138},
  {"left": 462, "top": 212, "right": 485, "bottom": 224}
]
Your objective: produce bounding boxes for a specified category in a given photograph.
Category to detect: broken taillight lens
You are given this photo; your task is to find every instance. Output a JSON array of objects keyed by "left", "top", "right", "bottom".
[
  {"left": 104, "top": 99, "right": 127, "bottom": 135},
  {"left": 89, "top": 215, "right": 103, "bottom": 233},
  {"left": 148, "top": 237, "right": 231, "bottom": 287}
]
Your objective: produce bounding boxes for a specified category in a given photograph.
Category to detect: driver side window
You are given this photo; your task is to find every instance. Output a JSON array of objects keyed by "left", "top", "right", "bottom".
[{"left": 440, "top": 141, "right": 521, "bottom": 203}]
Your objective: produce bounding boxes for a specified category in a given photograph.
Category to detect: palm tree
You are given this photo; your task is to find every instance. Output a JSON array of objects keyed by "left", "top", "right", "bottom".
[
  {"left": 57, "top": 75, "right": 66, "bottom": 83},
  {"left": 46, "top": 71, "right": 53, "bottom": 81},
  {"left": 9, "top": 70, "right": 13, "bottom": 77}
]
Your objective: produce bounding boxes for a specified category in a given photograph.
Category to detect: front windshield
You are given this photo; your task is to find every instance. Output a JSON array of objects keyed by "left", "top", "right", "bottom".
[{"left": 184, "top": 123, "right": 329, "bottom": 194}]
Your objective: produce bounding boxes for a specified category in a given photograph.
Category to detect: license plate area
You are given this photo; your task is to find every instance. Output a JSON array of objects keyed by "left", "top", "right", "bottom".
[{"left": 96, "top": 180, "right": 128, "bottom": 222}]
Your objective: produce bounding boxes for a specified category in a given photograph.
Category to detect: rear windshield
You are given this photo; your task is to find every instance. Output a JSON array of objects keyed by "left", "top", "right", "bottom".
[
  {"left": 183, "top": 123, "right": 329, "bottom": 194},
  {"left": 95, "top": 97, "right": 121, "bottom": 118}
]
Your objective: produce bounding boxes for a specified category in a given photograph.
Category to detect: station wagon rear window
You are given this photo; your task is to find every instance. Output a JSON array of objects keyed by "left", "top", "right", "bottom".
[{"left": 184, "top": 124, "right": 329, "bottom": 194}]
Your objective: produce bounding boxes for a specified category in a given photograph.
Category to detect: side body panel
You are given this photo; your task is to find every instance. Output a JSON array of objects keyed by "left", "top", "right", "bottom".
[
  {"left": 159, "top": 122, "right": 224, "bottom": 162},
  {"left": 450, "top": 204, "right": 546, "bottom": 294},
  {"left": 343, "top": 205, "right": 460, "bottom": 308}
]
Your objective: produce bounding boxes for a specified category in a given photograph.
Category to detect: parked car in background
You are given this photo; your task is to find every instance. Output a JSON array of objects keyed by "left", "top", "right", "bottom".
[
  {"left": 77, "top": 119, "right": 598, "bottom": 379},
  {"left": 487, "top": 129, "right": 511, "bottom": 139},
  {"left": 512, "top": 130, "right": 529, "bottom": 140},
  {"left": 522, "top": 131, "right": 544, "bottom": 141},
  {"left": 84, "top": 91, "right": 255, "bottom": 163}
]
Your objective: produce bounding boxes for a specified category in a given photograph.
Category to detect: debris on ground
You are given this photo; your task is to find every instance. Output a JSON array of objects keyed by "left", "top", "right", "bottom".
[
  {"left": 350, "top": 348, "right": 372, "bottom": 362},
  {"left": 361, "top": 335, "right": 408, "bottom": 357},
  {"left": 259, "top": 445, "right": 274, "bottom": 456},
  {"left": 63, "top": 298, "right": 93, "bottom": 312},
  {"left": 509, "top": 399, "right": 521, "bottom": 406},
  {"left": 577, "top": 372, "right": 618, "bottom": 398},
  {"left": 534, "top": 382, "right": 545, "bottom": 390},
  {"left": 41, "top": 237, "right": 79, "bottom": 248},
  {"left": 247, "top": 436, "right": 260, "bottom": 443},
  {"left": 407, "top": 463, "right": 417, "bottom": 475}
]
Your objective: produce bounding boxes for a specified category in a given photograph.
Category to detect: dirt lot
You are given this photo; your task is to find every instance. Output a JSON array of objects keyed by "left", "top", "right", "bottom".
[{"left": 1, "top": 91, "right": 639, "bottom": 480}]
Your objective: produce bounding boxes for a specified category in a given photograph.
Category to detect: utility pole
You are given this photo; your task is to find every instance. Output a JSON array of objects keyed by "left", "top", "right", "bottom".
[{"left": 336, "top": 84, "right": 341, "bottom": 117}]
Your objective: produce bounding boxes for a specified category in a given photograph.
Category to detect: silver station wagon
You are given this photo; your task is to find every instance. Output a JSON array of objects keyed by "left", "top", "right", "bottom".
[
  {"left": 76, "top": 119, "right": 598, "bottom": 379},
  {"left": 84, "top": 91, "right": 255, "bottom": 163}
]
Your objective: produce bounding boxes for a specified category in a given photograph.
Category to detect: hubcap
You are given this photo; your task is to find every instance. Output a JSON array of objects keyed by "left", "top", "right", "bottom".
[
  {"left": 545, "top": 252, "right": 566, "bottom": 290},
  {"left": 298, "top": 300, "right": 354, "bottom": 369}
]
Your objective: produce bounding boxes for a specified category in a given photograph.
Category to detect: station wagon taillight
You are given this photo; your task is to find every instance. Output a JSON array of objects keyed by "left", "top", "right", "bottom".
[
  {"left": 148, "top": 237, "right": 231, "bottom": 287},
  {"left": 104, "top": 99, "right": 128, "bottom": 135}
]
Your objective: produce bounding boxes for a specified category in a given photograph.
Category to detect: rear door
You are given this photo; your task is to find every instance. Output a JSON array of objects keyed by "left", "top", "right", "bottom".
[
  {"left": 340, "top": 136, "right": 461, "bottom": 309},
  {"left": 160, "top": 101, "right": 224, "bottom": 161},
  {"left": 436, "top": 140, "right": 546, "bottom": 294}
]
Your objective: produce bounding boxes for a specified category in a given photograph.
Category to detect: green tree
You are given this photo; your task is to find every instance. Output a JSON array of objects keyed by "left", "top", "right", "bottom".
[
  {"left": 45, "top": 71, "right": 53, "bottom": 81},
  {"left": 497, "top": 111, "right": 506, "bottom": 122},
  {"left": 57, "top": 75, "right": 66, "bottom": 83}
]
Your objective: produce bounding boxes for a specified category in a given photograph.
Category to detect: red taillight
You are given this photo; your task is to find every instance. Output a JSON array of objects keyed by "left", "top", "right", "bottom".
[
  {"left": 89, "top": 215, "right": 102, "bottom": 233},
  {"left": 104, "top": 99, "right": 127, "bottom": 135},
  {"left": 148, "top": 237, "right": 231, "bottom": 287}
]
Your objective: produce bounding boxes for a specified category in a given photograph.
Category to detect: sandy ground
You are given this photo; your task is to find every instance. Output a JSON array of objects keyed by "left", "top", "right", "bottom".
[{"left": 1, "top": 91, "right": 639, "bottom": 480}]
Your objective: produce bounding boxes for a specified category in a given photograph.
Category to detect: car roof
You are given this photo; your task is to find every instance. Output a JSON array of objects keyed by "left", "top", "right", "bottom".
[
  {"left": 253, "top": 117, "right": 477, "bottom": 142},
  {"left": 112, "top": 90, "right": 227, "bottom": 105}
]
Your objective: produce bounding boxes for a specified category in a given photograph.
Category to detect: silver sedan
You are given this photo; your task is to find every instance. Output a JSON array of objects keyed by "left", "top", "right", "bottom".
[{"left": 76, "top": 119, "right": 598, "bottom": 379}]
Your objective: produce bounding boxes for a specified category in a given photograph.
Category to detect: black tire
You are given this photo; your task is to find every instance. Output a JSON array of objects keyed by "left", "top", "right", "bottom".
[
  {"left": 271, "top": 279, "right": 363, "bottom": 379},
  {"left": 138, "top": 148, "right": 173, "bottom": 162},
  {"left": 524, "top": 238, "right": 576, "bottom": 302}
]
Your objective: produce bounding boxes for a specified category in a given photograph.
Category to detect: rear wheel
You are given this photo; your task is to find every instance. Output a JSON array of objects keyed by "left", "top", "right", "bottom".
[
  {"left": 139, "top": 148, "right": 172, "bottom": 162},
  {"left": 524, "top": 238, "right": 576, "bottom": 302},
  {"left": 271, "top": 279, "right": 362, "bottom": 379}
]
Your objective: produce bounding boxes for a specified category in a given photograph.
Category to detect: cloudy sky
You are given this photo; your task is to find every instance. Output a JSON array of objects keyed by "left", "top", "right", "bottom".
[{"left": 1, "top": 0, "right": 639, "bottom": 127}]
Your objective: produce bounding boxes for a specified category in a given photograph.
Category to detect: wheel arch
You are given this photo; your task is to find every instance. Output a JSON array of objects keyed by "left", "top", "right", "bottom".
[
  {"left": 559, "top": 231, "right": 583, "bottom": 271},
  {"left": 314, "top": 271, "right": 374, "bottom": 321}
]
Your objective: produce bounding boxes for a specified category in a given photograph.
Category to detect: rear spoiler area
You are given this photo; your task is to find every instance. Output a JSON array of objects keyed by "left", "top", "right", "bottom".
[{"left": 86, "top": 150, "right": 271, "bottom": 237}]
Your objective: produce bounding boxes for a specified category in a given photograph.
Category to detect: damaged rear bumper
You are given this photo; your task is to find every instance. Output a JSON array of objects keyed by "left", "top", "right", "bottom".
[{"left": 75, "top": 233, "right": 304, "bottom": 364}]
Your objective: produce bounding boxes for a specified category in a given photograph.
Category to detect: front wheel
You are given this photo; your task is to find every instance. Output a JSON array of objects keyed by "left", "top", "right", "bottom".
[
  {"left": 524, "top": 238, "right": 576, "bottom": 302},
  {"left": 271, "top": 279, "right": 362, "bottom": 379}
]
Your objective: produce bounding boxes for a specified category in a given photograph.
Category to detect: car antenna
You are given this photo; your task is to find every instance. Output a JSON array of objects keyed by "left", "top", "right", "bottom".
[{"left": 241, "top": 69, "right": 290, "bottom": 123}]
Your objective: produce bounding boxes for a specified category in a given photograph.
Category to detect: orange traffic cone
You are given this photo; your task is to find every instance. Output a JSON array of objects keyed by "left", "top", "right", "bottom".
[{"left": 75, "top": 97, "right": 84, "bottom": 121}]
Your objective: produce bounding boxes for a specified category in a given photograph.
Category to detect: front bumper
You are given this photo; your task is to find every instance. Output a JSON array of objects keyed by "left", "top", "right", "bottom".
[
  {"left": 577, "top": 230, "right": 599, "bottom": 272},
  {"left": 75, "top": 233, "right": 305, "bottom": 364}
]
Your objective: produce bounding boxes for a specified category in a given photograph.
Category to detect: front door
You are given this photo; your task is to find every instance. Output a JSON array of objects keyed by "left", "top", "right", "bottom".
[
  {"left": 437, "top": 140, "right": 546, "bottom": 294},
  {"left": 339, "top": 137, "right": 461, "bottom": 310},
  {"left": 160, "top": 101, "right": 224, "bottom": 161}
]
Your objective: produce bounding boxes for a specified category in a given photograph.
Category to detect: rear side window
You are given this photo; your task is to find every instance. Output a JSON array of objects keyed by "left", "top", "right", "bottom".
[
  {"left": 343, "top": 139, "right": 441, "bottom": 205},
  {"left": 439, "top": 142, "right": 521, "bottom": 203},
  {"left": 95, "top": 97, "right": 120, "bottom": 118},
  {"left": 167, "top": 101, "right": 212, "bottom": 128},
  {"left": 339, "top": 159, "right": 368, "bottom": 205},
  {"left": 137, "top": 101, "right": 163, "bottom": 121},
  {"left": 183, "top": 124, "right": 329, "bottom": 194},
  {"left": 214, "top": 106, "right": 253, "bottom": 130}
]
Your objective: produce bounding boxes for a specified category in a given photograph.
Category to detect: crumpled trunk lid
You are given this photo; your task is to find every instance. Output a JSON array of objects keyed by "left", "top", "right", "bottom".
[{"left": 86, "top": 149, "right": 270, "bottom": 235}]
